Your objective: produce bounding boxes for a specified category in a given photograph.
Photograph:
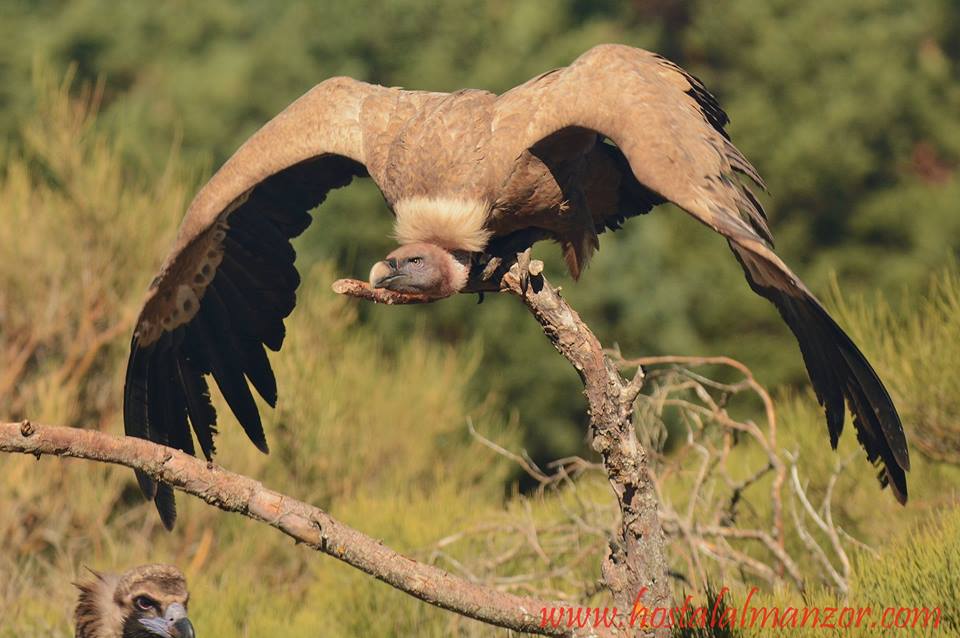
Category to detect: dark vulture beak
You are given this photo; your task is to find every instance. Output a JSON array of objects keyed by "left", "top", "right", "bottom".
[
  {"left": 369, "top": 257, "right": 407, "bottom": 289},
  {"left": 171, "top": 617, "right": 196, "bottom": 638}
]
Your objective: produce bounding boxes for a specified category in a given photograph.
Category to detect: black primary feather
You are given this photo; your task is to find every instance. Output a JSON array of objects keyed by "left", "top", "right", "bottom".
[
  {"left": 123, "top": 155, "right": 367, "bottom": 528},
  {"left": 730, "top": 241, "right": 909, "bottom": 503},
  {"left": 123, "top": 340, "right": 158, "bottom": 501},
  {"left": 175, "top": 353, "right": 218, "bottom": 460},
  {"left": 191, "top": 302, "right": 269, "bottom": 453}
]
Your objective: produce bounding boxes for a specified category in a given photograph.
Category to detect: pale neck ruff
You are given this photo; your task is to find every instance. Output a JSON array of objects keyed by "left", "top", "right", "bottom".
[{"left": 393, "top": 196, "right": 492, "bottom": 253}]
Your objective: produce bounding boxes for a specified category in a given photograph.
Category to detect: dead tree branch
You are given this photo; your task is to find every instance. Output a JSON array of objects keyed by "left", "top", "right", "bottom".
[
  {"left": 0, "top": 420, "right": 584, "bottom": 637},
  {"left": 425, "top": 331, "right": 864, "bottom": 609},
  {"left": 605, "top": 353, "right": 864, "bottom": 594}
]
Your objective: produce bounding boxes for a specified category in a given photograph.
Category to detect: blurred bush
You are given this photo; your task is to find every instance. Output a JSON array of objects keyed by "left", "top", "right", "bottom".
[
  {"left": 728, "top": 508, "right": 960, "bottom": 637},
  {"left": 0, "top": 68, "right": 188, "bottom": 426}
]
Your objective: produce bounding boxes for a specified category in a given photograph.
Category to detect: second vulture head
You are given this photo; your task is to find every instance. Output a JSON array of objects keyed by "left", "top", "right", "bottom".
[{"left": 75, "top": 564, "right": 195, "bottom": 638}]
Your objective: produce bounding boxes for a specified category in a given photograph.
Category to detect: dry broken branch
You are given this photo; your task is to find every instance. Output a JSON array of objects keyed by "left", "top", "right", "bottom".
[
  {"left": 425, "top": 324, "right": 864, "bottom": 610},
  {"left": 607, "top": 353, "right": 864, "bottom": 594},
  {"left": 330, "top": 279, "right": 438, "bottom": 304}
]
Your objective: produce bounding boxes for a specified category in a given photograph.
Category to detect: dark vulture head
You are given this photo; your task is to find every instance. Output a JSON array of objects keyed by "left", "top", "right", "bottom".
[
  {"left": 75, "top": 564, "right": 194, "bottom": 638},
  {"left": 368, "top": 242, "right": 470, "bottom": 298}
]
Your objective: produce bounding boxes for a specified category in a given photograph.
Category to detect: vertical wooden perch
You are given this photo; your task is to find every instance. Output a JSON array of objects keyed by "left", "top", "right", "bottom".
[{"left": 500, "top": 271, "right": 670, "bottom": 630}]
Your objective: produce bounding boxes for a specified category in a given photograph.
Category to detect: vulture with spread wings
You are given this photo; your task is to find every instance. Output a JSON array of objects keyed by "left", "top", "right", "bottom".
[{"left": 125, "top": 44, "right": 909, "bottom": 528}]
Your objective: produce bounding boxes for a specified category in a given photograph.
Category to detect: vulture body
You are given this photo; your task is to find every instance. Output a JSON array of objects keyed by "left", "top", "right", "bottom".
[
  {"left": 125, "top": 44, "right": 909, "bottom": 527},
  {"left": 74, "top": 564, "right": 194, "bottom": 638}
]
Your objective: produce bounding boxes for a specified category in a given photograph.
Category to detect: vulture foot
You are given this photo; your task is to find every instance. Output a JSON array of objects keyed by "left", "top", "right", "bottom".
[
  {"left": 480, "top": 255, "right": 502, "bottom": 281},
  {"left": 512, "top": 254, "right": 545, "bottom": 295},
  {"left": 516, "top": 248, "right": 532, "bottom": 294},
  {"left": 471, "top": 232, "right": 548, "bottom": 294}
]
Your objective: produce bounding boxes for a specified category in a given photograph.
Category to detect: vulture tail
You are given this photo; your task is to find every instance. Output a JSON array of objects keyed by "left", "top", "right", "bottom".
[{"left": 728, "top": 240, "right": 909, "bottom": 503}]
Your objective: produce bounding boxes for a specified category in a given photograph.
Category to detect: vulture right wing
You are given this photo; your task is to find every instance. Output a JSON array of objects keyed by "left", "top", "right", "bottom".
[
  {"left": 124, "top": 78, "right": 428, "bottom": 527},
  {"left": 491, "top": 44, "right": 909, "bottom": 502}
]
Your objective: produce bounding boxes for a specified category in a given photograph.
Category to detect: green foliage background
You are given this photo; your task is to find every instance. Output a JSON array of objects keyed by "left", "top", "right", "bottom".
[{"left": 1, "top": 0, "right": 959, "bottom": 635}]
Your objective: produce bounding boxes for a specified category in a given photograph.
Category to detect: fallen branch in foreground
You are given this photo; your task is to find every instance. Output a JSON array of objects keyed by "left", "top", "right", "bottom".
[{"left": 0, "top": 419, "right": 576, "bottom": 637}]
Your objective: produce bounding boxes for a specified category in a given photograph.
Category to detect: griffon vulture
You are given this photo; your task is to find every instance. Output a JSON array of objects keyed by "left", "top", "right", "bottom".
[
  {"left": 124, "top": 44, "right": 909, "bottom": 527},
  {"left": 74, "top": 564, "right": 194, "bottom": 638}
]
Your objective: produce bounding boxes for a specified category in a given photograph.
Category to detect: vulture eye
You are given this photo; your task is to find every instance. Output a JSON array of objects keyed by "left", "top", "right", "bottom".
[
  {"left": 408, "top": 256, "right": 423, "bottom": 265},
  {"left": 134, "top": 596, "right": 156, "bottom": 612}
]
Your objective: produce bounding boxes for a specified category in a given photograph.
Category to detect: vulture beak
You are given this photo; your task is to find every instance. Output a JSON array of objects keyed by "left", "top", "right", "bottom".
[
  {"left": 140, "top": 602, "right": 195, "bottom": 638},
  {"left": 369, "top": 258, "right": 407, "bottom": 289},
  {"left": 171, "top": 617, "right": 196, "bottom": 638}
]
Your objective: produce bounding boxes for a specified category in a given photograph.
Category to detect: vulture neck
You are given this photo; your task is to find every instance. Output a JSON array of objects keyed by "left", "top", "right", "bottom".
[
  {"left": 75, "top": 572, "right": 124, "bottom": 638},
  {"left": 393, "top": 196, "right": 492, "bottom": 253}
]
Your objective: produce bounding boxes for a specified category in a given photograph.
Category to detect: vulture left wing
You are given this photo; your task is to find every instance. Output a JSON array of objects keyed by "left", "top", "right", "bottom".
[
  {"left": 125, "top": 78, "right": 425, "bottom": 528},
  {"left": 490, "top": 44, "right": 909, "bottom": 502}
]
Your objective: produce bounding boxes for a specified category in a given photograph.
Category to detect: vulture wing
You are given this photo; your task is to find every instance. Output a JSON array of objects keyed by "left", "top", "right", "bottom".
[
  {"left": 125, "top": 78, "right": 429, "bottom": 527},
  {"left": 491, "top": 44, "right": 909, "bottom": 502}
]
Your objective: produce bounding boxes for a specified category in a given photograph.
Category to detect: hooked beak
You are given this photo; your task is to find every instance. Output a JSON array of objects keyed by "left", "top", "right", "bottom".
[
  {"left": 369, "top": 258, "right": 407, "bottom": 289},
  {"left": 171, "top": 617, "right": 195, "bottom": 638},
  {"left": 140, "top": 602, "right": 195, "bottom": 638}
]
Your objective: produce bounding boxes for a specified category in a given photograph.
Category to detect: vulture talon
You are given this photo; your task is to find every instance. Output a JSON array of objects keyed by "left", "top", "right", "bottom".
[
  {"left": 517, "top": 248, "right": 532, "bottom": 295},
  {"left": 481, "top": 256, "right": 502, "bottom": 281}
]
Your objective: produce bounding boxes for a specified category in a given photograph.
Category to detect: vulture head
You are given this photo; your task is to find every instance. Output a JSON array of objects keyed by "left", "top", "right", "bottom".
[
  {"left": 74, "top": 564, "right": 195, "bottom": 638},
  {"left": 368, "top": 242, "right": 470, "bottom": 298},
  {"left": 368, "top": 197, "right": 486, "bottom": 298}
]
